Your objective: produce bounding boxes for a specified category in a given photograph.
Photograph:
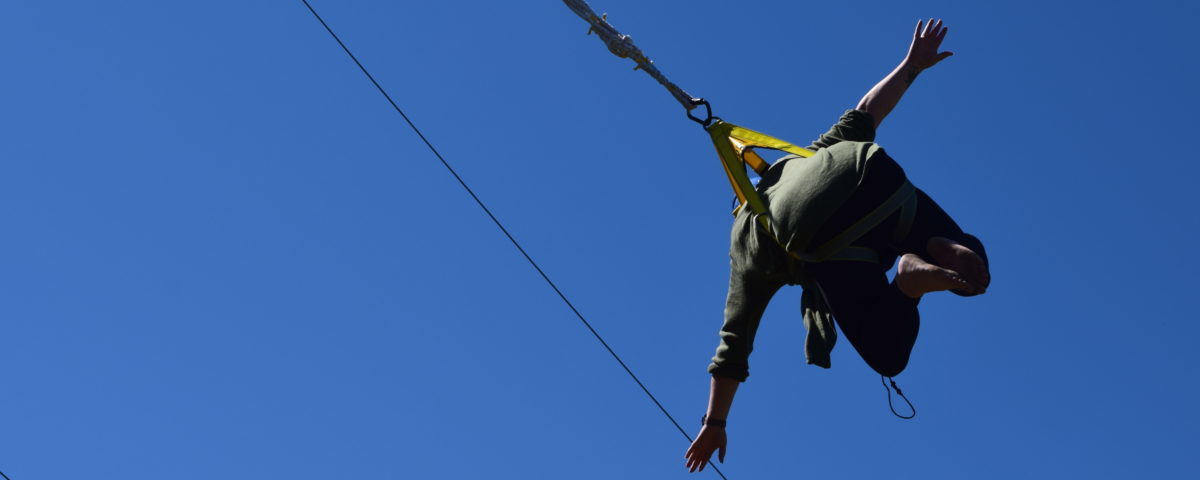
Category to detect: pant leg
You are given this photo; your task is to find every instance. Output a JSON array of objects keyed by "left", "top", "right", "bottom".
[
  {"left": 895, "top": 189, "right": 989, "bottom": 296},
  {"left": 807, "top": 147, "right": 910, "bottom": 250},
  {"left": 811, "top": 260, "right": 919, "bottom": 378},
  {"left": 896, "top": 189, "right": 966, "bottom": 256}
]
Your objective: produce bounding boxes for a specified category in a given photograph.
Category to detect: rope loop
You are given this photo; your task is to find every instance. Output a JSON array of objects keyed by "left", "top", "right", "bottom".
[{"left": 882, "top": 376, "right": 916, "bottom": 419}]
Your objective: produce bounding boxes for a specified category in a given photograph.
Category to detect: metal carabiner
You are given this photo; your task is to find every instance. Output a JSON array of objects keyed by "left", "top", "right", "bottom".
[{"left": 687, "top": 98, "right": 713, "bottom": 127}]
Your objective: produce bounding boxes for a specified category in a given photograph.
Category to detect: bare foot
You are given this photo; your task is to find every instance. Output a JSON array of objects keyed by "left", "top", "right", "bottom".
[
  {"left": 895, "top": 253, "right": 974, "bottom": 299},
  {"left": 926, "top": 236, "right": 990, "bottom": 293}
]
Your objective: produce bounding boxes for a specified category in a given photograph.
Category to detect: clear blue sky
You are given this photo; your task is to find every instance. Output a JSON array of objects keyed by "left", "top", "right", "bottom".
[{"left": 2, "top": 1, "right": 1197, "bottom": 478}]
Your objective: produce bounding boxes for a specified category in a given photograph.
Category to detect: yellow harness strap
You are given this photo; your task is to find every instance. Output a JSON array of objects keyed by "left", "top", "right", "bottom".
[
  {"left": 705, "top": 120, "right": 915, "bottom": 266},
  {"left": 705, "top": 120, "right": 814, "bottom": 236}
]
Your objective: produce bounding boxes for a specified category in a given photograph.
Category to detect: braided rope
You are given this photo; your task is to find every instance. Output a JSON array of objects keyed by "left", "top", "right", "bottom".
[{"left": 562, "top": 0, "right": 702, "bottom": 111}]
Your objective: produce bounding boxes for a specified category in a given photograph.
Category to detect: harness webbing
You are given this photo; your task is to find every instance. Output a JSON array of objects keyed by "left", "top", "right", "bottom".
[
  {"left": 705, "top": 120, "right": 918, "bottom": 266},
  {"left": 705, "top": 120, "right": 813, "bottom": 234}
]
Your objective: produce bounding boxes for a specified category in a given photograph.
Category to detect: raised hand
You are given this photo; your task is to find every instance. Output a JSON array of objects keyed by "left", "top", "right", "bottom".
[
  {"left": 856, "top": 18, "right": 955, "bottom": 127},
  {"left": 906, "top": 18, "right": 953, "bottom": 73}
]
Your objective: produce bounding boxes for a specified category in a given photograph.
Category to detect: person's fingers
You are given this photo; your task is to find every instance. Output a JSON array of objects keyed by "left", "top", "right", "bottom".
[
  {"left": 719, "top": 445, "right": 727, "bottom": 463},
  {"left": 914, "top": 19, "right": 924, "bottom": 38},
  {"left": 936, "top": 25, "right": 949, "bottom": 42},
  {"left": 686, "top": 447, "right": 711, "bottom": 472},
  {"left": 925, "top": 18, "right": 935, "bottom": 36},
  {"left": 933, "top": 51, "right": 953, "bottom": 65}
]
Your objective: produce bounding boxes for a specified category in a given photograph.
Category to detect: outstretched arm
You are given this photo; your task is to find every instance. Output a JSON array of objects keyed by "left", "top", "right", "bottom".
[{"left": 856, "top": 19, "right": 953, "bottom": 128}]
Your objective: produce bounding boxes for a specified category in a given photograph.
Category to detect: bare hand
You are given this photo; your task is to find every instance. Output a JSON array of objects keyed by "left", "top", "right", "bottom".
[
  {"left": 906, "top": 19, "right": 953, "bottom": 72},
  {"left": 684, "top": 426, "right": 727, "bottom": 473}
]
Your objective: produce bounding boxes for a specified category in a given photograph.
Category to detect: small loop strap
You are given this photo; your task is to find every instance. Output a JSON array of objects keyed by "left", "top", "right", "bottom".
[{"left": 881, "top": 376, "right": 916, "bottom": 419}]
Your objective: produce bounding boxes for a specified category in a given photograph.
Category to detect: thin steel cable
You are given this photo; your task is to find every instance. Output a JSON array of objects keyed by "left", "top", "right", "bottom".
[
  {"left": 299, "top": 2, "right": 728, "bottom": 478},
  {"left": 1, "top": 469, "right": 11, "bottom": 480}
]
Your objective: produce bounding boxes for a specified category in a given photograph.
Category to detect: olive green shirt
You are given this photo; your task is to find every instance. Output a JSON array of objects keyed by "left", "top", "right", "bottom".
[{"left": 708, "top": 109, "right": 880, "bottom": 381}]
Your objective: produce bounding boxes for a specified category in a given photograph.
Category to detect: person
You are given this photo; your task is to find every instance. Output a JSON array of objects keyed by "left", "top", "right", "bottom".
[{"left": 684, "top": 19, "right": 991, "bottom": 473}]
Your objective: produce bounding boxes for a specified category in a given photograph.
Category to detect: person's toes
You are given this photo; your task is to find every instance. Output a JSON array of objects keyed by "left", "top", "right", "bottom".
[
  {"left": 963, "top": 252, "right": 989, "bottom": 291},
  {"left": 929, "top": 236, "right": 989, "bottom": 290},
  {"left": 938, "top": 267, "right": 974, "bottom": 293}
]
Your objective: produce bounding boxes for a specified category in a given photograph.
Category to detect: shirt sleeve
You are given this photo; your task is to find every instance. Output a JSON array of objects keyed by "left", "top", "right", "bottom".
[
  {"left": 806, "top": 109, "right": 877, "bottom": 151},
  {"left": 707, "top": 263, "right": 782, "bottom": 382}
]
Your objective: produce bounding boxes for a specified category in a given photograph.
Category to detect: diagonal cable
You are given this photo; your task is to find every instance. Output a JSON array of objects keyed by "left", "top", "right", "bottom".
[{"left": 298, "top": 1, "right": 728, "bottom": 478}]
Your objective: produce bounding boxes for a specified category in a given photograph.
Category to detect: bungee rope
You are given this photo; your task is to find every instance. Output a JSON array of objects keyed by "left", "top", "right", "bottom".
[{"left": 561, "top": 0, "right": 713, "bottom": 125}]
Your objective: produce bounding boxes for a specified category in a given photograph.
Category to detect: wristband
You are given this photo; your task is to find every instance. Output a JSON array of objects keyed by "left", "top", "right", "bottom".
[{"left": 701, "top": 415, "right": 726, "bottom": 428}]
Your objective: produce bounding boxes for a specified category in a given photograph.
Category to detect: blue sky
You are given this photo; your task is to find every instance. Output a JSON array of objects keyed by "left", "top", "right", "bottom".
[{"left": 1, "top": 1, "right": 1197, "bottom": 478}]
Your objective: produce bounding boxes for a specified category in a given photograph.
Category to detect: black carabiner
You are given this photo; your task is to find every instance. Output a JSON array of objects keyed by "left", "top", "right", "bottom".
[{"left": 687, "top": 98, "right": 713, "bottom": 127}]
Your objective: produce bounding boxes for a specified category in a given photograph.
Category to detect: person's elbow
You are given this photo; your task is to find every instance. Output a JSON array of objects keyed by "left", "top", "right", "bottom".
[{"left": 854, "top": 103, "right": 884, "bottom": 129}]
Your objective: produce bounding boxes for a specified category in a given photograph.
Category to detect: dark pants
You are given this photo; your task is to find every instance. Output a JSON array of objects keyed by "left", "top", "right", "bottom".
[{"left": 809, "top": 151, "right": 967, "bottom": 378}]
